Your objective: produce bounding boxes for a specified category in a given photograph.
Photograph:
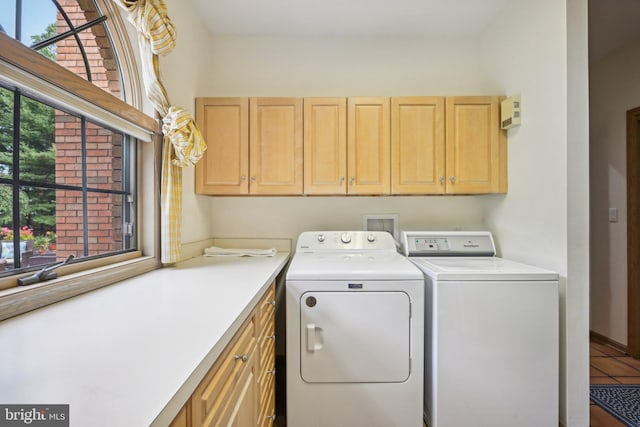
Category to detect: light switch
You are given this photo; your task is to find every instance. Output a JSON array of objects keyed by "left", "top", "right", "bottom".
[{"left": 609, "top": 208, "right": 618, "bottom": 223}]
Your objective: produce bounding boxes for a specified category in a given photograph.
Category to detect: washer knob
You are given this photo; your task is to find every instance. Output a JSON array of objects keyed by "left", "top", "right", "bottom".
[
  {"left": 367, "top": 234, "right": 376, "bottom": 243},
  {"left": 340, "top": 233, "right": 352, "bottom": 244},
  {"left": 317, "top": 234, "right": 325, "bottom": 242}
]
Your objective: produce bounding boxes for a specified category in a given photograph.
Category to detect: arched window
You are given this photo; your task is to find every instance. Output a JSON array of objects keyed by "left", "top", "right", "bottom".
[{"left": 0, "top": 0, "right": 157, "bottom": 299}]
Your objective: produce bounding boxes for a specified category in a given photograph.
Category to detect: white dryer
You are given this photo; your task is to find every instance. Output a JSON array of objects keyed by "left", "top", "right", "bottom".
[
  {"left": 286, "top": 231, "right": 424, "bottom": 427},
  {"left": 402, "top": 231, "right": 559, "bottom": 427}
]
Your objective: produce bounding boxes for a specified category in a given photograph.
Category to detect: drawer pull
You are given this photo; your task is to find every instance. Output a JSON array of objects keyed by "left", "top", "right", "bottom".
[
  {"left": 265, "top": 335, "right": 276, "bottom": 341},
  {"left": 234, "top": 353, "right": 249, "bottom": 363},
  {"left": 266, "top": 414, "right": 276, "bottom": 421},
  {"left": 264, "top": 300, "right": 276, "bottom": 307}
]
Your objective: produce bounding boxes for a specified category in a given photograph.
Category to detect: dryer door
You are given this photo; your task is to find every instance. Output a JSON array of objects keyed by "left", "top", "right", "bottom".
[{"left": 300, "top": 291, "right": 411, "bottom": 383}]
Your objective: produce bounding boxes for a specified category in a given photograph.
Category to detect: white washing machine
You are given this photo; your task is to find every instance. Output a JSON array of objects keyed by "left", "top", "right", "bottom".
[
  {"left": 286, "top": 231, "right": 424, "bottom": 427},
  {"left": 401, "top": 231, "right": 559, "bottom": 427}
]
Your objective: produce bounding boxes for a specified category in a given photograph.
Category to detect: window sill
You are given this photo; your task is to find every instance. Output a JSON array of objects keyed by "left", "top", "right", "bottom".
[{"left": 0, "top": 255, "right": 161, "bottom": 321}]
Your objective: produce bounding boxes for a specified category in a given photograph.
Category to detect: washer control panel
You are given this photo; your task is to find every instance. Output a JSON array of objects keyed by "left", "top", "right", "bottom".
[
  {"left": 401, "top": 231, "right": 496, "bottom": 257},
  {"left": 413, "top": 238, "right": 450, "bottom": 252}
]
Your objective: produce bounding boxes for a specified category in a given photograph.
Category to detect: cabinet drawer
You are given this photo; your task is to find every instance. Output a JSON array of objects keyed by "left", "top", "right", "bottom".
[
  {"left": 258, "top": 347, "right": 275, "bottom": 397},
  {"left": 192, "top": 316, "right": 256, "bottom": 425},
  {"left": 259, "top": 322, "right": 275, "bottom": 371},
  {"left": 257, "top": 372, "right": 276, "bottom": 427},
  {"left": 258, "top": 284, "right": 276, "bottom": 326}
]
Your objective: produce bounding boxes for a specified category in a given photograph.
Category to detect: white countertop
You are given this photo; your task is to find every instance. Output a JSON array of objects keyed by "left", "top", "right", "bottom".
[{"left": 0, "top": 253, "right": 289, "bottom": 426}]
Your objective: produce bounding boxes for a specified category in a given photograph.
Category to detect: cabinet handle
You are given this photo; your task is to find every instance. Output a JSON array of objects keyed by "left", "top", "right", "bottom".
[
  {"left": 265, "top": 335, "right": 276, "bottom": 340},
  {"left": 439, "top": 176, "right": 445, "bottom": 185},
  {"left": 450, "top": 176, "right": 456, "bottom": 184},
  {"left": 266, "top": 414, "right": 276, "bottom": 421},
  {"left": 234, "top": 353, "right": 249, "bottom": 362},
  {"left": 268, "top": 368, "right": 276, "bottom": 375},
  {"left": 350, "top": 176, "right": 355, "bottom": 186},
  {"left": 240, "top": 175, "right": 246, "bottom": 181},
  {"left": 264, "top": 300, "right": 275, "bottom": 308},
  {"left": 251, "top": 176, "right": 256, "bottom": 182},
  {"left": 339, "top": 176, "right": 345, "bottom": 185}
]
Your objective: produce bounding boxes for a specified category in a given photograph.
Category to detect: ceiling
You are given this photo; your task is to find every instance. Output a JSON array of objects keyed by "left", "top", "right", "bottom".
[
  {"left": 191, "top": 0, "right": 640, "bottom": 62},
  {"left": 190, "top": 0, "right": 510, "bottom": 37},
  {"left": 589, "top": 0, "right": 640, "bottom": 62}
]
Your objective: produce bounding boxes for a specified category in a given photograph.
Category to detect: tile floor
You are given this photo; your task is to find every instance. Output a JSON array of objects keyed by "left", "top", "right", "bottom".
[{"left": 590, "top": 340, "right": 640, "bottom": 426}]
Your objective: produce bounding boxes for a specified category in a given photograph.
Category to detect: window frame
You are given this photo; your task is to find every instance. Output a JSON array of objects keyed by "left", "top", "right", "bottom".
[{"left": 0, "top": 14, "right": 161, "bottom": 320}]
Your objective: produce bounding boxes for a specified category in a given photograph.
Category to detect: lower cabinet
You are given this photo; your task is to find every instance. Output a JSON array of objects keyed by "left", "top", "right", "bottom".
[{"left": 171, "top": 283, "right": 276, "bottom": 427}]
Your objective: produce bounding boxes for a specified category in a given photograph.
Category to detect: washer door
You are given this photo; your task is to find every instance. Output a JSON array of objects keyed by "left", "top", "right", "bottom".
[{"left": 300, "top": 291, "right": 411, "bottom": 383}]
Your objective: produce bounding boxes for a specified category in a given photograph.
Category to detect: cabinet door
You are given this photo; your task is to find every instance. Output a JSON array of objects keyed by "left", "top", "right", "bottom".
[
  {"left": 347, "top": 97, "right": 390, "bottom": 194},
  {"left": 195, "top": 98, "right": 249, "bottom": 195},
  {"left": 391, "top": 97, "right": 445, "bottom": 194},
  {"left": 250, "top": 98, "right": 303, "bottom": 195},
  {"left": 445, "top": 96, "right": 507, "bottom": 194},
  {"left": 304, "top": 97, "right": 347, "bottom": 195},
  {"left": 228, "top": 355, "right": 258, "bottom": 427},
  {"left": 169, "top": 402, "right": 190, "bottom": 427}
]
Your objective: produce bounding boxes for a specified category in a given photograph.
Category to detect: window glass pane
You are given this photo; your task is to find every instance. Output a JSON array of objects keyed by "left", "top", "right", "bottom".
[
  {"left": 81, "top": 24, "right": 123, "bottom": 98},
  {"left": 21, "top": 185, "right": 55, "bottom": 240},
  {"left": 0, "top": 184, "right": 13, "bottom": 269},
  {"left": 87, "top": 191, "right": 126, "bottom": 256},
  {"left": 0, "top": 185, "right": 36, "bottom": 273},
  {"left": 21, "top": 185, "right": 55, "bottom": 267},
  {"left": 86, "top": 120, "right": 124, "bottom": 192},
  {"left": 0, "top": 86, "right": 14, "bottom": 180},
  {"left": 56, "top": 32, "right": 89, "bottom": 81},
  {"left": 0, "top": 0, "right": 16, "bottom": 38},
  {"left": 22, "top": 1, "right": 58, "bottom": 49},
  {"left": 19, "top": 96, "right": 55, "bottom": 184},
  {"left": 55, "top": 188, "right": 83, "bottom": 261},
  {"left": 54, "top": 111, "right": 82, "bottom": 186}
]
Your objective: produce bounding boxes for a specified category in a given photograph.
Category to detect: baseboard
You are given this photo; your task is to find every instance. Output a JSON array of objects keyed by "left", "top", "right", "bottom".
[{"left": 590, "top": 330, "right": 628, "bottom": 354}]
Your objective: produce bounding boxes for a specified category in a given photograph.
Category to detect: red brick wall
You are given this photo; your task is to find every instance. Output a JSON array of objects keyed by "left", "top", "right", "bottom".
[{"left": 55, "top": 0, "right": 124, "bottom": 259}]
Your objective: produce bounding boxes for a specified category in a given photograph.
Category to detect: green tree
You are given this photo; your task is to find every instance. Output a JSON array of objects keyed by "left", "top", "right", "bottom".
[{"left": 31, "top": 23, "right": 57, "bottom": 61}]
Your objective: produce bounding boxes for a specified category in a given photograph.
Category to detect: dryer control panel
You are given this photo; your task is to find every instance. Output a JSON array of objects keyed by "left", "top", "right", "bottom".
[
  {"left": 402, "top": 231, "right": 496, "bottom": 257},
  {"left": 296, "top": 231, "right": 397, "bottom": 252}
]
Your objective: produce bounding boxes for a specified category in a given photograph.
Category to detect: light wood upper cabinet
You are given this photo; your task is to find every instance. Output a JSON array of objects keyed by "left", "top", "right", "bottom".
[
  {"left": 195, "top": 98, "right": 249, "bottom": 195},
  {"left": 195, "top": 95, "right": 506, "bottom": 196},
  {"left": 391, "top": 97, "right": 445, "bottom": 194},
  {"left": 303, "top": 98, "right": 347, "bottom": 195},
  {"left": 445, "top": 96, "right": 507, "bottom": 194},
  {"left": 347, "top": 97, "right": 391, "bottom": 195},
  {"left": 250, "top": 97, "right": 303, "bottom": 195}
]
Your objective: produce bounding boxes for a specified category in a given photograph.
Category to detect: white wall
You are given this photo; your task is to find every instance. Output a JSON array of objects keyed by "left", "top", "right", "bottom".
[
  {"left": 479, "top": 3, "right": 568, "bottom": 274},
  {"left": 480, "top": 0, "right": 590, "bottom": 425},
  {"left": 208, "top": 196, "right": 486, "bottom": 243},
  {"left": 200, "top": 36, "right": 495, "bottom": 96},
  {"left": 158, "top": 0, "right": 215, "bottom": 245},
  {"left": 589, "top": 40, "right": 640, "bottom": 345}
]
